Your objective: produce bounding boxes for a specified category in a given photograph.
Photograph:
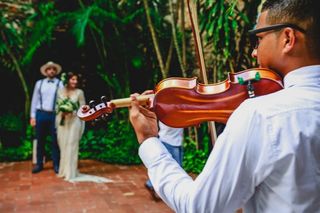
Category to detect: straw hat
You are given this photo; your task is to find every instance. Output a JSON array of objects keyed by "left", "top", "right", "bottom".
[{"left": 40, "top": 61, "right": 62, "bottom": 76}]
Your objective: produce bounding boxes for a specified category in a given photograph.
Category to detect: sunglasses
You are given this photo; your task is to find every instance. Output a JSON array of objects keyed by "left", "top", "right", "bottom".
[{"left": 249, "top": 23, "right": 306, "bottom": 49}]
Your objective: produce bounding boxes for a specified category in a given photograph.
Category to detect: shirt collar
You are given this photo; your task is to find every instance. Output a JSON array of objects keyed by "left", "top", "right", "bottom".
[
  {"left": 284, "top": 65, "right": 320, "bottom": 88},
  {"left": 46, "top": 77, "right": 56, "bottom": 82}
]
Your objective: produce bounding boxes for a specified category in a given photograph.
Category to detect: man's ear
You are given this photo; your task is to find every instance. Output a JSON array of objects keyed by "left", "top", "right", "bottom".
[{"left": 282, "top": 28, "right": 296, "bottom": 53}]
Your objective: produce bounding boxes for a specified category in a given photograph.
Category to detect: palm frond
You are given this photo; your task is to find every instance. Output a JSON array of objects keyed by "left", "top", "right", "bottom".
[{"left": 69, "top": 6, "right": 93, "bottom": 46}]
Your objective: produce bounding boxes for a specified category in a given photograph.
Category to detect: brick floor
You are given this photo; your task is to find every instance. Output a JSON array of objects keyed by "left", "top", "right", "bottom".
[{"left": 0, "top": 160, "right": 173, "bottom": 213}]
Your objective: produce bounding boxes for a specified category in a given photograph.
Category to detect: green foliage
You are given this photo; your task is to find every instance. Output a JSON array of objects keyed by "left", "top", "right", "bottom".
[
  {"left": 131, "top": 56, "right": 143, "bottom": 69},
  {"left": 64, "top": 0, "right": 155, "bottom": 99},
  {"left": 0, "top": 125, "right": 33, "bottom": 161},
  {"left": 0, "top": 2, "right": 62, "bottom": 67},
  {"left": 22, "top": 2, "right": 62, "bottom": 65},
  {"left": 60, "top": 72, "right": 67, "bottom": 85},
  {"left": 66, "top": 2, "right": 143, "bottom": 47},
  {"left": 200, "top": 0, "right": 261, "bottom": 81},
  {"left": 0, "top": 114, "right": 210, "bottom": 173},
  {"left": 79, "top": 109, "right": 141, "bottom": 164},
  {"left": 0, "top": 113, "right": 23, "bottom": 132},
  {"left": 182, "top": 134, "right": 210, "bottom": 174},
  {"left": 0, "top": 112, "right": 141, "bottom": 164},
  {"left": 97, "top": 68, "right": 123, "bottom": 98},
  {"left": 0, "top": 140, "right": 32, "bottom": 161}
]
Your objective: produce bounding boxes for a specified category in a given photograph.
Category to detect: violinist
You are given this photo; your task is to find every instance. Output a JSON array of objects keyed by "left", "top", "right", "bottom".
[{"left": 129, "top": 0, "right": 320, "bottom": 212}]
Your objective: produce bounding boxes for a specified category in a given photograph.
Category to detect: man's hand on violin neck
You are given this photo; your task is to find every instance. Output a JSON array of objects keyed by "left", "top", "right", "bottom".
[{"left": 129, "top": 93, "right": 158, "bottom": 144}]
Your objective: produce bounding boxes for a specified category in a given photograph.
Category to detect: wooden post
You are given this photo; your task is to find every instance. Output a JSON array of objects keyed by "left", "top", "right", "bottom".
[{"left": 186, "top": 0, "right": 217, "bottom": 147}]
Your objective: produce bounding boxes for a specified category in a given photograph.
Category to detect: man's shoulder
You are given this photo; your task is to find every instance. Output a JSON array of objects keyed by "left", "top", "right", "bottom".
[
  {"left": 240, "top": 87, "right": 312, "bottom": 119},
  {"left": 232, "top": 90, "right": 287, "bottom": 121},
  {"left": 34, "top": 78, "right": 45, "bottom": 85}
]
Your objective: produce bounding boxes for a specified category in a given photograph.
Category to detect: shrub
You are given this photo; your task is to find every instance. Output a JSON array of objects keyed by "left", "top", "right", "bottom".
[
  {"left": 182, "top": 134, "right": 210, "bottom": 174},
  {"left": 0, "top": 125, "right": 33, "bottom": 161},
  {"left": 0, "top": 110, "right": 211, "bottom": 175},
  {"left": 79, "top": 109, "right": 141, "bottom": 164},
  {"left": 0, "top": 113, "right": 24, "bottom": 147}
]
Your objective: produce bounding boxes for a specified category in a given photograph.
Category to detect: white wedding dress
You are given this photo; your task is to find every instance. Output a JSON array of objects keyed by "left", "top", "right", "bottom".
[{"left": 56, "top": 88, "right": 112, "bottom": 183}]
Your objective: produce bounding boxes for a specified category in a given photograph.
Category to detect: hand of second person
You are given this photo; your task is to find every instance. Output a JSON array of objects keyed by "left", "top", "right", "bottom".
[
  {"left": 62, "top": 112, "right": 72, "bottom": 116},
  {"left": 30, "top": 118, "right": 36, "bottom": 127},
  {"left": 129, "top": 92, "right": 158, "bottom": 144}
]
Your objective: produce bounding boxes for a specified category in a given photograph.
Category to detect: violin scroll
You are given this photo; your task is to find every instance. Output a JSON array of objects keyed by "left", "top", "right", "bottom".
[{"left": 77, "top": 97, "right": 114, "bottom": 122}]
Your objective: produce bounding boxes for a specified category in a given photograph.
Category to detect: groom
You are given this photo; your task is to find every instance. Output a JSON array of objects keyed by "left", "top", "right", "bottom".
[{"left": 30, "top": 61, "right": 63, "bottom": 174}]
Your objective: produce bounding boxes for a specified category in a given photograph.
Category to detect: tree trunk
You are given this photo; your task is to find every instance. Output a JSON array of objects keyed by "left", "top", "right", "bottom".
[
  {"left": 1, "top": 31, "right": 30, "bottom": 122},
  {"left": 169, "top": 0, "right": 186, "bottom": 76},
  {"left": 142, "top": 0, "right": 166, "bottom": 78}
]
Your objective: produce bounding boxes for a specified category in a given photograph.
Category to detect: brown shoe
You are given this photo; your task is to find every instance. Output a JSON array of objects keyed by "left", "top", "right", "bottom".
[{"left": 144, "top": 183, "right": 161, "bottom": 201}]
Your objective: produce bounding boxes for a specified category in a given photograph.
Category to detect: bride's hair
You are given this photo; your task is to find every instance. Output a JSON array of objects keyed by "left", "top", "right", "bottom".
[{"left": 64, "top": 72, "right": 86, "bottom": 88}]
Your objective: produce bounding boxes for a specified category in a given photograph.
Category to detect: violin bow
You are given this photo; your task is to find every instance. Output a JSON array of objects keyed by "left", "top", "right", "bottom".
[{"left": 186, "top": 0, "right": 218, "bottom": 145}]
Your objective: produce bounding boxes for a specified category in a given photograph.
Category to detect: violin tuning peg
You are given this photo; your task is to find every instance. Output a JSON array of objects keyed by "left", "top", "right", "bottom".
[
  {"left": 89, "top": 100, "right": 96, "bottom": 108},
  {"left": 81, "top": 105, "right": 90, "bottom": 113},
  {"left": 101, "top": 96, "right": 107, "bottom": 103}
]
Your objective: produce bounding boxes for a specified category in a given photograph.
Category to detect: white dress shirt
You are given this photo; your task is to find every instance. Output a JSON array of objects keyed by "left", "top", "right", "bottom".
[
  {"left": 159, "top": 121, "right": 184, "bottom": 146},
  {"left": 30, "top": 78, "right": 63, "bottom": 118},
  {"left": 139, "top": 65, "right": 320, "bottom": 213}
]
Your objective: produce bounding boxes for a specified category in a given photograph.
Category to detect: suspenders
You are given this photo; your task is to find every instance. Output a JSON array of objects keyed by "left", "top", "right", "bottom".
[
  {"left": 39, "top": 80, "right": 44, "bottom": 110},
  {"left": 38, "top": 79, "right": 60, "bottom": 111},
  {"left": 52, "top": 80, "right": 60, "bottom": 111}
]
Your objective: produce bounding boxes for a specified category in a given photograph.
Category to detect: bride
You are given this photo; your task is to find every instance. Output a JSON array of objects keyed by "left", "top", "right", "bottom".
[{"left": 56, "top": 72, "right": 112, "bottom": 183}]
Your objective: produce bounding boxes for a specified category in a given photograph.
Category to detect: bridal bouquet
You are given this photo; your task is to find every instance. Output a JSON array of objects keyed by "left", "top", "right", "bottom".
[{"left": 56, "top": 98, "right": 79, "bottom": 125}]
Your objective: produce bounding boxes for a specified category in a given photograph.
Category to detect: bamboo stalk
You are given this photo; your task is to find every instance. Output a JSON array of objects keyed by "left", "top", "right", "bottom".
[
  {"left": 187, "top": 0, "right": 217, "bottom": 147},
  {"left": 142, "top": 0, "right": 166, "bottom": 78},
  {"left": 169, "top": 0, "right": 186, "bottom": 76}
]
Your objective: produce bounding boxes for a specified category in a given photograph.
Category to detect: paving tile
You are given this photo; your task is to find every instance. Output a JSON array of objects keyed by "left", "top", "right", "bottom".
[{"left": 0, "top": 160, "right": 173, "bottom": 213}]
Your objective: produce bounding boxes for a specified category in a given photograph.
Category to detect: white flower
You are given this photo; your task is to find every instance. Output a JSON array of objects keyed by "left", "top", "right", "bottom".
[{"left": 57, "top": 98, "right": 79, "bottom": 113}]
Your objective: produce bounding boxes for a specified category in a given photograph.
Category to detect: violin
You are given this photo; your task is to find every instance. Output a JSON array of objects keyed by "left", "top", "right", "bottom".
[{"left": 77, "top": 68, "right": 283, "bottom": 127}]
